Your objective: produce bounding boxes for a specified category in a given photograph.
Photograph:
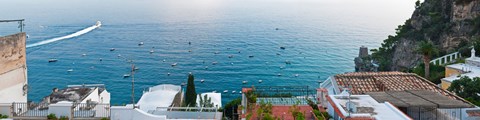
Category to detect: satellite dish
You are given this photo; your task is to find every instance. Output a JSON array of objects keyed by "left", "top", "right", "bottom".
[{"left": 346, "top": 101, "right": 357, "bottom": 113}]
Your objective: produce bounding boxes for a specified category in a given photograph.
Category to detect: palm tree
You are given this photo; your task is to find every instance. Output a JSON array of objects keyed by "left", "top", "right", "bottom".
[{"left": 417, "top": 41, "right": 438, "bottom": 79}]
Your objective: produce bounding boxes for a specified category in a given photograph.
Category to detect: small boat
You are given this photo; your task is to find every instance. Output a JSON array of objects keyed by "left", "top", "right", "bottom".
[
  {"left": 48, "top": 59, "right": 58, "bottom": 62},
  {"left": 188, "top": 41, "right": 191, "bottom": 45},
  {"left": 200, "top": 79, "right": 205, "bottom": 83},
  {"left": 171, "top": 63, "right": 177, "bottom": 67},
  {"left": 67, "top": 69, "right": 74, "bottom": 72},
  {"left": 275, "top": 28, "right": 279, "bottom": 30},
  {"left": 249, "top": 55, "right": 254, "bottom": 58},
  {"left": 82, "top": 53, "right": 87, "bottom": 56},
  {"left": 188, "top": 50, "right": 192, "bottom": 52},
  {"left": 110, "top": 48, "right": 115, "bottom": 51},
  {"left": 117, "top": 54, "right": 122, "bottom": 57},
  {"left": 258, "top": 80, "right": 263, "bottom": 83},
  {"left": 181, "top": 82, "right": 186, "bottom": 86},
  {"left": 138, "top": 42, "right": 144, "bottom": 46},
  {"left": 123, "top": 74, "right": 130, "bottom": 78},
  {"left": 276, "top": 53, "right": 281, "bottom": 55},
  {"left": 205, "top": 66, "right": 208, "bottom": 69},
  {"left": 232, "top": 91, "right": 236, "bottom": 94},
  {"left": 163, "top": 59, "right": 166, "bottom": 62},
  {"left": 280, "top": 66, "right": 284, "bottom": 69},
  {"left": 99, "top": 58, "right": 103, "bottom": 61},
  {"left": 228, "top": 55, "right": 233, "bottom": 58},
  {"left": 285, "top": 60, "right": 292, "bottom": 64},
  {"left": 212, "top": 62, "right": 218, "bottom": 65},
  {"left": 214, "top": 51, "right": 220, "bottom": 54},
  {"left": 231, "top": 63, "right": 234, "bottom": 65},
  {"left": 242, "top": 80, "right": 248, "bottom": 84},
  {"left": 134, "top": 67, "right": 140, "bottom": 71},
  {"left": 238, "top": 51, "right": 241, "bottom": 53},
  {"left": 223, "top": 90, "right": 228, "bottom": 93},
  {"left": 213, "top": 90, "right": 217, "bottom": 93},
  {"left": 95, "top": 21, "right": 102, "bottom": 27},
  {"left": 280, "top": 46, "right": 286, "bottom": 50},
  {"left": 239, "top": 91, "right": 242, "bottom": 94},
  {"left": 294, "top": 74, "right": 299, "bottom": 77},
  {"left": 277, "top": 73, "right": 282, "bottom": 76},
  {"left": 167, "top": 73, "right": 171, "bottom": 76},
  {"left": 150, "top": 49, "right": 154, "bottom": 53}
]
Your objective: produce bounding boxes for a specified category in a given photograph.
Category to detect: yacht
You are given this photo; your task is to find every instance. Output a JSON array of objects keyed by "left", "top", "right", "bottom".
[
  {"left": 123, "top": 74, "right": 131, "bottom": 78},
  {"left": 171, "top": 63, "right": 177, "bottom": 67},
  {"left": 110, "top": 48, "right": 115, "bottom": 51},
  {"left": 67, "top": 69, "right": 74, "bottom": 72},
  {"left": 138, "top": 42, "right": 144, "bottom": 46},
  {"left": 95, "top": 21, "right": 102, "bottom": 27}
]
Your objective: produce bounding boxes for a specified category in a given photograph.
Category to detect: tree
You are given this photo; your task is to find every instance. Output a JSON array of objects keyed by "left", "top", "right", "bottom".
[
  {"left": 185, "top": 73, "right": 197, "bottom": 107},
  {"left": 447, "top": 77, "right": 480, "bottom": 106},
  {"left": 198, "top": 94, "right": 214, "bottom": 107},
  {"left": 415, "top": 0, "right": 421, "bottom": 8},
  {"left": 416, "top": 41, "right": 438, "bottom": 79}
]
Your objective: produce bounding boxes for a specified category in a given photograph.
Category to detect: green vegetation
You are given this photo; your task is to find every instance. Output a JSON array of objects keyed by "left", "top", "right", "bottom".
[
  {"left": 256, "top": 100, "right": 277, "bottom": 120},
  {"left": 289, "top": 103, "right": 305, "bottom": 120},
  {"left": 223, "top": 98, "right": 241, "bottom": 120},
  {"left": 307, "top": 99, "right": 331, "bottom": 120},
  {"left": 447, "top": 76, "right": 480, "bottom": 106},
  {"left": 0, "top": 114, "right": 8, "bottom": 119},
  {"left": 47, "top": 113, "right": 57, "bottom": 120},
  {"left": 184, "top": 73, "right": 197, "bottom": 107},
  {"left": 245, "top": 91, "right": 257, "bottom": 104},
  {"left": 101, "top": 117, "right": 110, "bottom": 120},
  {"left": 198, "top": 93, "right": 214, "bottom": 107},
  {"left": 411, "top": 63, "right": 445, "bottom": 84},
  {"left": 59, "top": 116, "right": 69, "bottom": 120},
  {"left": 416, "top": 40, "right": 439, "bottom": 79}
]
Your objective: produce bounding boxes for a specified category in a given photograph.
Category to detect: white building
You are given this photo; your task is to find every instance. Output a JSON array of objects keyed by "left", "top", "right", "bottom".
[
  {"left": 111, "top": 84, "right": 222, "bottom": 120},
  {"left": 441, "top": 48, "right": 480, "bottom": 89},
  {"left": 326, "top": 91, "right": 412, "bottom": 120}
]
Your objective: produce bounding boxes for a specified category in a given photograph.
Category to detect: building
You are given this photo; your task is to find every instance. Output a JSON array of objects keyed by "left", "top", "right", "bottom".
[
  {"left": 0, "top": 33, "right": 28, "bottom": 104},
  {"left": 240, "top": 86, "right": 320, "bottom": 120},
  {"left": 320, "top": 72, "right": 478, "bottom": 120},
  {"left": 111, "top": 84, "right": 222, "bottom": 120},
  {"left": 326, "top": 91, "right": 411, "bottom": 120},
  {"left": 1, "top": 84, "right": 110, "bottom": 119},
  {"left": 441, "top": 48, "right": 480, "bottom": 89}
]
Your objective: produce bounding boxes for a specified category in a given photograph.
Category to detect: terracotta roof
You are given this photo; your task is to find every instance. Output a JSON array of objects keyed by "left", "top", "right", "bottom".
[{"left": 333, "top": 72, "right": 472, "bottom": 106}]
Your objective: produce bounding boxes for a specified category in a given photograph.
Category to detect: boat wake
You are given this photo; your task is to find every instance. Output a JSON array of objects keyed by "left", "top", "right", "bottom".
[{"left": 26, "top": 21, "right": 102, "bottom": 48}]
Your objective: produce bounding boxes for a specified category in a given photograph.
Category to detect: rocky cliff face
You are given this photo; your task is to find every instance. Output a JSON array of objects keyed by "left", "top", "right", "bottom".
[{"left": 377, "top": 0, "right": 480, "bottom": 71}]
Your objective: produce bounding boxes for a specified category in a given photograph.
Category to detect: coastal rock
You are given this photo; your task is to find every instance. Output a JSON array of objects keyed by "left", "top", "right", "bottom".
[{"left": 383, "top": 0, "right": 480, "bottom": 70}]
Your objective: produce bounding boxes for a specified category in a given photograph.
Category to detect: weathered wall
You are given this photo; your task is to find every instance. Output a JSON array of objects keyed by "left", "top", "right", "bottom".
[{"left": 0, "top": 32, "right": 27, "bottom": 103}]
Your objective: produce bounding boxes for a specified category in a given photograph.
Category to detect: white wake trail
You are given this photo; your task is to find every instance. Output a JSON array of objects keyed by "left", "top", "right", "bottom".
[{"left": 26, "top": 21, "right": 102, "bottom": 48}]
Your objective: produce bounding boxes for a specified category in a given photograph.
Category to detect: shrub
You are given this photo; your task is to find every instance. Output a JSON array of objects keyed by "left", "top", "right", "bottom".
[
  {"left": 59, "top": 116, "right": 68, "bottom": 120},
  {"left": 101, "top": 117, "right": 110, "bottom": 120},
  {"left": 47, "top": 113, "right": 57, "bottom": 120},
  {"left": 0, "top": 114, "right": 8, "bottom": 119}
]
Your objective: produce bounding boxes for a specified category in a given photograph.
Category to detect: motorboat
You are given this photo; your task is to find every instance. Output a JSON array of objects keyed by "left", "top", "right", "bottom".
[
  {"left": 285, "top": 60, "right": 292, "bottom": 64},
  {"left": 280, "top": 46, "right": 286, "bottom": 50},
  {"left": 110, "top": 48, "right": 115, "bottom": 51},
  {"left": 200, "top": 79, "right": 205, "bottom": 83},
  {"left": 212, "top": 62, "right": 218, "bottom": 65},
  {"left": 138, "top": 42, "right": 144, "bottom": 46},
  {"left": 277, "top": 73, "right": 282, "bottom": 76},
  {"left": 258, "top": 80, "right": 263, "bottom": 83},
  {"left": 123, "top": 74, "right": 131, "bottom": 78},
  {"left": 228, "top": 55, "right": 233, "bottom": 58},
  {"left": 242, "top": 80, "right": 248, "bottom": 84},
  {"left": 48, "top": 59, "right": 58, "bottom": 62},
  {"left": 95, "top": 21, "right": 102, "bottom": 27},
  {"left": 223, "top": 90, "right": 228, "bottom": 93},
  {"left": 214, "top": 51, "right": 219, "bottom": 54},
  {"left": 167, "top": 73, "right": 171, "bottom": 76},
  {"left": 82, "top": 53, "right": 87, "bottom": 56},
  {"left": 150, "top": 49, "right": 154, "bottom": 53},
  {"left": 67, "top": 69, "right": 74, "bottom": 72},
  {"left": 294, "top": 74, "right": 299, "bottom": 77},
  {"left": 232, "top": 91, "right": 236, "bottom": 94},
  {"left": 171, "top": 63, "right": 177, "bottom": 67}
]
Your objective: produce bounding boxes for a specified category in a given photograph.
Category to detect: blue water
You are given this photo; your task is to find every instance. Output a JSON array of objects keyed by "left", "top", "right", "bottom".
[{"left": 0, "top": 0, "right": 416, "bottom": 105}]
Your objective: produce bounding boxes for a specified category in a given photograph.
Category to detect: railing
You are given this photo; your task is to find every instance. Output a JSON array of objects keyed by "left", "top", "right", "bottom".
[
  {"left": 430, "top": 52, "right": 461, "bottom": 66},
  {"left": 156, "top": 107, "right": 219, "bottom": 112},
  {"left": 12, "top": 102, "right": 49, "bottom": 117},
  {"left": 72, "top": 103, "right": 110, "bottom": 118}
]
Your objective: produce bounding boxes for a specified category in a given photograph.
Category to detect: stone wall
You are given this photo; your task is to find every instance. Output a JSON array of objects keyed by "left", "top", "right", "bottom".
[{"left": 0, "top": 32, "right": 27, "bottom": 103}]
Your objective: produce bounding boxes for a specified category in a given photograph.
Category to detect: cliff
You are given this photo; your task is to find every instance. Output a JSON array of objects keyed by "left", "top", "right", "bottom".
[{"left": 372, "top": 0, "right": 480, "bottom": 71}]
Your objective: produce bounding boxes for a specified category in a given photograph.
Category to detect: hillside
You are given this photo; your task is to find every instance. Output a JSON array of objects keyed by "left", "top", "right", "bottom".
[{"left": 372, "top": 0, "right": 480, "bottom": 71}]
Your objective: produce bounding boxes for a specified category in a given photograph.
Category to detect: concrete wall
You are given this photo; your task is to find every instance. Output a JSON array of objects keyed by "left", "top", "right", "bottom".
[
  {"left": 111, "top": 106, "right": 167, "bottom": 120},
  {"left": 0, "top": 33, "right": 27, "bottom": 103},
  {"left": 49, "top": 102, "right": 73, "bottom": 118},
  {"left": 99, "top": 90, "right": 111, "bottom": 104},
  {"left": 80, "top": 88, "right": 100, "bottom": 104}
]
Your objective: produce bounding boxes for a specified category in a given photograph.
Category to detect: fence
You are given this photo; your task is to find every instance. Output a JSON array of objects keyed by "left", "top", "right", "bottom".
[
  {"left": 73, "top": 103, "right": 110, "bottom": 118},
  {"left": 430, "top": 52, "right": 461, "bottom": 66},
  {"left": 9, "top": 102, "right": 110, "bottom": 119}
]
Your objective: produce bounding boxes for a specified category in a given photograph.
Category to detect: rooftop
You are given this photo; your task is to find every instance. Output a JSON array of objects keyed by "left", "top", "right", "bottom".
[
  {"left": 330, "top": 72, "right": 470, "bottom": 105},
  {"left": 42, "top": 84, "right": 106, "bottom": 104},
  {"left": 366, "top": 90, "right": 473, "bottom": 108},
  {"left": 328, "top": 94, "right": 411, "bottom": 120},
  {"left": 137, "top": 84, "right": 182, "bottom": 112},
  {"left": 443, "top": 63, "right": 480, "bottom": 82}
]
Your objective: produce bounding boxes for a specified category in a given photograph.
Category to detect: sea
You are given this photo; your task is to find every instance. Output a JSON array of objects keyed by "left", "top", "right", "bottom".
[{"left": 0, "top": 0, "right": 416, "bottom": 105}]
